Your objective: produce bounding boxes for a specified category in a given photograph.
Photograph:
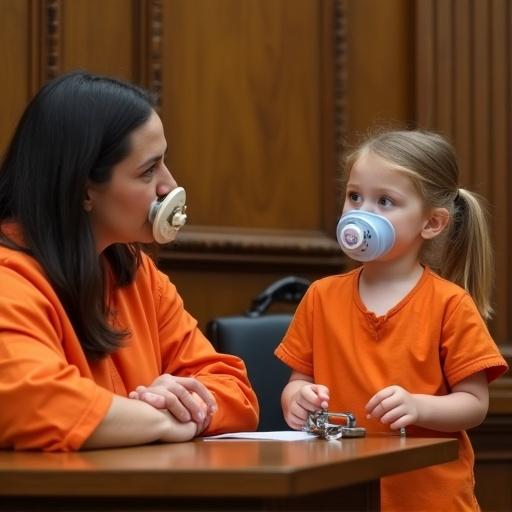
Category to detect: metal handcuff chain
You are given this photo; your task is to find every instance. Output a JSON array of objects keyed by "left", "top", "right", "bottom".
[{"left": 303, "top": 410, "right": 367, "bottom": 441}]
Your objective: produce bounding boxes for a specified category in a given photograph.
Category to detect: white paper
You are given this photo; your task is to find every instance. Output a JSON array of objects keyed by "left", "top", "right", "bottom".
[{"left": 202, "top": 431, "right": 318, "bottom": 441}]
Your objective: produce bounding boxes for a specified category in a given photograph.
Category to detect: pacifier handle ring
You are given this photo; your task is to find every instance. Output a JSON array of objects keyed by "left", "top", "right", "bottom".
[
  {"left": 150, "top": 186, "right": 187, "bottom": 244},
  {"left": 339, "top": 224, "right": 364, "bottom": 250}
]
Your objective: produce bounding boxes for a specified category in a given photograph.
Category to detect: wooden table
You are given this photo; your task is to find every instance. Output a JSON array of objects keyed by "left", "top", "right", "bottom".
[{"left": 0, "top": 435, "right": 457, "bottom": 511}]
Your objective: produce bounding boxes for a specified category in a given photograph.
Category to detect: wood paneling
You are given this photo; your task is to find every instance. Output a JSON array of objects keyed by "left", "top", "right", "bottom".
[
  {"left": 157, "top": 0, "right": 347, "bottom": 322},
  {"left": 0, "top": 0, "right": 149, "bottom": 154},
  {"left": 61, "top": 0, "right": 136, "bottom": 78},
  {"left": 0, "top": 0, "right": 31, "bottom": 155},
  {"left": 470, "top": 375, "right": 512, "bottom": 512},
  {"left": 164, "top": 268, "right": 320, "bottom": 332},
  {"left": 346, "top": 0, "right": 414, "bottom": 137},
  {"left": 161, "top": 0, "right": 335, "bottom": 232},
  {"left": 415, "top": 0, "right": 512, "bottom": 345},
  {"left": 415, "top": 6, "right": 512, "bottom": 504}
]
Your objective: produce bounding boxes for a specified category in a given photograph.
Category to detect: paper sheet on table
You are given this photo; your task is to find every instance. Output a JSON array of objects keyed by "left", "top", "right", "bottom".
[{"left": 202, "top": 431, "right": 318, "bottom": 441}]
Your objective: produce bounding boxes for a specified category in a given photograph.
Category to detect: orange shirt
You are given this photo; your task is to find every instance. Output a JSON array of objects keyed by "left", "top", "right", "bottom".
[
  {"left": 275, "top": 266, "right": 508, "bottom": 512},
  {"left": 0, "top": 241, "right": 258, "bottom": 451}
]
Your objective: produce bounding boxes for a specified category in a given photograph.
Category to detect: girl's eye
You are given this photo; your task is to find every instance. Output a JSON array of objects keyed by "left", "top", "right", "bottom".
[
  {"left": 379, "top": 196, "right": 393, "bottom": 207},
  {"left": 348, "top": 192, "right": 361, "bottom": 202}
]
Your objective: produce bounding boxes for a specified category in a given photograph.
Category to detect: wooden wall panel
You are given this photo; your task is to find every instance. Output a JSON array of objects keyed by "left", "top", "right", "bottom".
[
  {"left": 0, "top": 0, "right": 160, "bottom": 155},
  {"left": 0, "top": 0, "right": 31, "bottom": 155},
  {"left": 162, "top": 0, "right": 322, "bottom": 231},
  {"left": 469, "top": 372, "right": 512, "bottom": 512},
  {"left": 157, "top": 0, "right": 347, "bottom": 323},
  {"left": 415, "top": 3, "right": 512, "bottom": 508},
  {"left": 164, "top": 268, "right": 322, "bottom": 328},
  {"left": 415, "top": 0, "right": 512, "bottom": 344},
  {"left": 345, "top": 0, "right": 413, "bottom": 137},
  {"left": 60, "top": 0, "right": 136, "bottom": 79},
  {"left": 159, "top": 0, "right": 346, "bottom": 283}
]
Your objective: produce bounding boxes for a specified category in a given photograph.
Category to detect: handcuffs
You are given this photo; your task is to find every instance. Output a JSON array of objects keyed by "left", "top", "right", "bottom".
[{"left": 303, "top": 410, "right": 367, "bottom": 441}]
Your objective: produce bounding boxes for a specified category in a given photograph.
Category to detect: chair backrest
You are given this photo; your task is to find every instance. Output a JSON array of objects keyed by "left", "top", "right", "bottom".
[
  {"left": 208, "top": 314, "right": 292, "bottom": 431},
  {"left": 207, "top": 276, "right": 310, "bottom": 431}
]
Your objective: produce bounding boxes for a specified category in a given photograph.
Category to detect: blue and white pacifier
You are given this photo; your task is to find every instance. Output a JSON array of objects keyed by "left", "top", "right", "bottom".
[
  {"left": 336, "top": 210, "right": 395, "bottom": 262},
  {"left": 148, "top": 187, "right": 187, "bottom": 244}
]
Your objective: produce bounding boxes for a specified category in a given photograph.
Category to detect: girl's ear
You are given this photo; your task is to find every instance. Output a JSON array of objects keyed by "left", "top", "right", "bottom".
[{"left": 422, "top": 207, "right": 449, "bottom": 240}]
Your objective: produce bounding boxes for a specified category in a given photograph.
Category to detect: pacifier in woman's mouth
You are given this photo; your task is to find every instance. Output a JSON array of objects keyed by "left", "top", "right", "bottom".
[{"left": 148, "top": 187, "right": 187, "bottom": 244}]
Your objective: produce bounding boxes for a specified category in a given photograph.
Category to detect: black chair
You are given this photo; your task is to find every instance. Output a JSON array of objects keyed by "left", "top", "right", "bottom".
[{"left": 207, "top": 276, "right": 310, "bottom": 431}]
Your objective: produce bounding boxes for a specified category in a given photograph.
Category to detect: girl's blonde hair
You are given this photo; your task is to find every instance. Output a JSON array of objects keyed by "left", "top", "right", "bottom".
[{"left": 344, "top": 130, "right": 493, "bottom": 319}]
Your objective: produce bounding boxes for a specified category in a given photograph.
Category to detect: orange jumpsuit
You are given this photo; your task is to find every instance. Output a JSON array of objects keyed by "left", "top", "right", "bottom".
[
  {"left": 275, "top": 266, "right": 508, "bottom": 512},
  {"left": 0, "top": 232, "right": 258, "bottom": 451}
]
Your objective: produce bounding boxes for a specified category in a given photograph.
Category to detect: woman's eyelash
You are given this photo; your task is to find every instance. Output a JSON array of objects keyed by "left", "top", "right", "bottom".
[{"left": 143, "top": 164, "right": 157, "bottom": 176}]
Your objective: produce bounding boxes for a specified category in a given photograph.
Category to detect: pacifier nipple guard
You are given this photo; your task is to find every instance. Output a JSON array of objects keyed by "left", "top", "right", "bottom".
[
  {"left": 336, "top": 210, "right": 395, "bottom": 262},
  {"left": 148, "top": 186, "right": 187, "bottom": 244}
]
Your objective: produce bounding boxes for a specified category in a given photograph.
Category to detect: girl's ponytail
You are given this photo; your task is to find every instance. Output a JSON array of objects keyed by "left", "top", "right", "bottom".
[{"left": 441, "top": 188, "right": 493, "bottom": 319}]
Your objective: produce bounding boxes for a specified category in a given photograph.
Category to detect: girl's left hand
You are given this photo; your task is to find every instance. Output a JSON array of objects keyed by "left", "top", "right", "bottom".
[
  {"left": 128, "top": 373, "right": 217, "bottom": 428},
  {"left": 365, "top": 385, "right": 419, "bottom": 430}
]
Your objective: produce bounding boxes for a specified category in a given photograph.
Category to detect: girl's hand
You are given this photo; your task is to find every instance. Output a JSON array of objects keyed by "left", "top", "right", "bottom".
[
  {"left": 365, "top": 385, "right": 419, "bottom": 430},
  {"left": 128, "top": 373, "right": 217, "bottom": 426},
  {"left": 284, "top": 383, "right": 330, "bottom": 430}
]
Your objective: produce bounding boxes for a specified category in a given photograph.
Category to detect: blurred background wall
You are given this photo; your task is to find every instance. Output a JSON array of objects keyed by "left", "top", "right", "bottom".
[{"left": 0, "top": 0, "right": 511, "bottom": 508}]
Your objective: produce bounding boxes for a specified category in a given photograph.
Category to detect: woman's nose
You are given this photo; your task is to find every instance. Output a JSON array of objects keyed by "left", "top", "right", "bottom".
[{"left": 156, "top": 167, "right": 177, "bottom": 197}]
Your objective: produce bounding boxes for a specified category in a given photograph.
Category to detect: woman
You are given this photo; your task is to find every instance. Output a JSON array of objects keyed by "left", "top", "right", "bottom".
[{"left": 0, "top": 71, "right": 258, "bottom": 451}]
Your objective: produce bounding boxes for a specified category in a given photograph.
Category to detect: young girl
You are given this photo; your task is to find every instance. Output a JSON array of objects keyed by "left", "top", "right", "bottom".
[{"left": 275, "top": 130, "right": 508, "bottom": 511}]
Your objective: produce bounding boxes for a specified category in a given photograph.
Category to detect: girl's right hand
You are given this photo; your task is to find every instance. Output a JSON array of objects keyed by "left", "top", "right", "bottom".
[{"left": 284, "top": 382, "right": 330, "bottom": 430}]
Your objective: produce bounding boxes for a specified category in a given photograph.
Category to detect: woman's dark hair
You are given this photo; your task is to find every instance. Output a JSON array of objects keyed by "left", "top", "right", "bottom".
[{"left": 0, "top": 71, "right": 156, "bottom": 359}]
